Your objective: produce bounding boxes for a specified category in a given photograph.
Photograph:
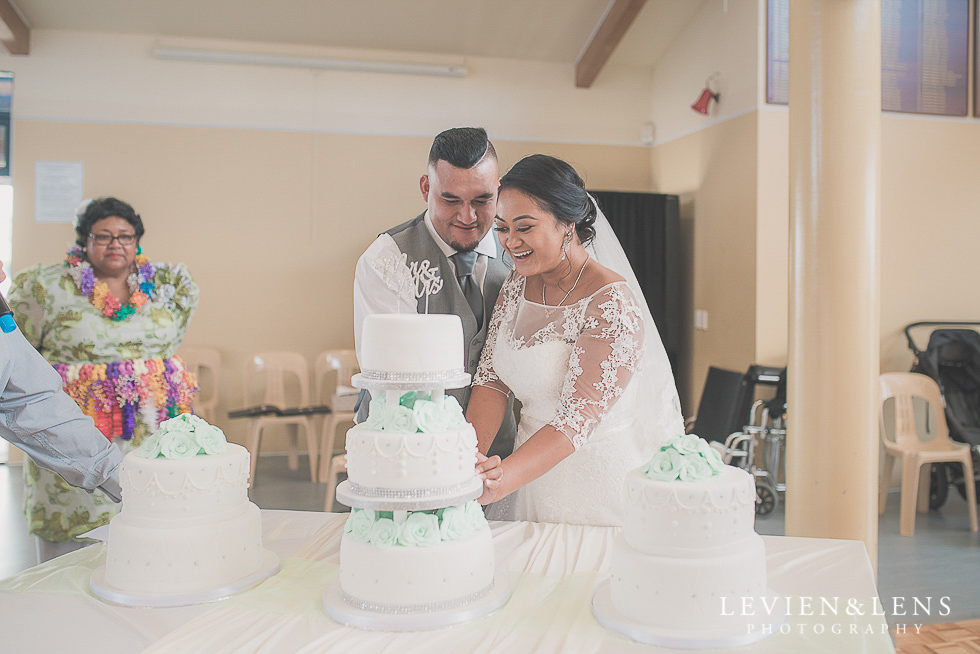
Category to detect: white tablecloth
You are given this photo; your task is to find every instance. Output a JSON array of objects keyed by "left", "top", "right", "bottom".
[{"left": 0, "top": 510, "right": 895, "bottom": 653}]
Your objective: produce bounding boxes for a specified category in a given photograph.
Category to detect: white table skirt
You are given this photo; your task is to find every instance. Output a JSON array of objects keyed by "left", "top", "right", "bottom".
[{"left": 0, "top": 510, "right": 895, "bottom": 653}]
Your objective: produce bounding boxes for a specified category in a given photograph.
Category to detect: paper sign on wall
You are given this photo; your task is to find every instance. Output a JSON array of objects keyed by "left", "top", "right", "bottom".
[{"left": 35, "top": 161, "right": 84, "bottom": 223}]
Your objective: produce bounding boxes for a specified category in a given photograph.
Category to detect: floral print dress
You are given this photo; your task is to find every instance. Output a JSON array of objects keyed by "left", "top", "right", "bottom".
[{"left": 9, "top": 258, "right": 199, "bottom": 542}]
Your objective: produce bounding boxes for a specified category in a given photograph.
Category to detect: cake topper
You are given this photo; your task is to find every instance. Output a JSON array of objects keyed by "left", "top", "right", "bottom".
[
  {"left": 371, "top": 253, "right": 414, "bottom": 313},
  {"left": 371, "top": 254, "right": 444, "bottom": 313},
  {"left": 410, "top": 260, "right": 443, "bottom": 313}
]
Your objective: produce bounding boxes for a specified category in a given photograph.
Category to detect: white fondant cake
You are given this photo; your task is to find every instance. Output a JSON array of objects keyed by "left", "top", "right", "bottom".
[
  {"left": 103, "top": 415, "right": 266, "bottom": 595},
  {"left": 358, "top": 314, "right": 463, "bottom": 376},
  {"left": 339, "top": 505, "right": 495, "bottom": 610},
  {"left": 608, "top": 435, "right": 770, "bottom": 635},
  {"left": 344, "top": 423, "right": 478, "bottom": 494}
]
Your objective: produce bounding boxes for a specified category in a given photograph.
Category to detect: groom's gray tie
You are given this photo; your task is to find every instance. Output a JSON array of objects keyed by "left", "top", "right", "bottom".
[{"left": 451, "top": 251, "right": 483, "bottom": 328}]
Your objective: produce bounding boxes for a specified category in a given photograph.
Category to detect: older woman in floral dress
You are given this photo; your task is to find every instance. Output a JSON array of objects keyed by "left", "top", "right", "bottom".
[{"left": 9, "top": 197, "right": 199, "bottom": 546}]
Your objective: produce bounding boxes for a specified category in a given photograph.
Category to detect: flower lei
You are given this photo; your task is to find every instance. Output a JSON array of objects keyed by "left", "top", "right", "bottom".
[{"left": 65, "top": 246, "right": 156, "bottom": 321}]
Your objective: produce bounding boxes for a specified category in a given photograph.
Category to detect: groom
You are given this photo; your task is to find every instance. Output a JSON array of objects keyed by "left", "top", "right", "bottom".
[{"left": 353, "top": 127, "right": 515, "bottom": 460}]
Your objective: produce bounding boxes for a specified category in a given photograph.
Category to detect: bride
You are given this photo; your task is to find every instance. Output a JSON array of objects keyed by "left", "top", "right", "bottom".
[{"left": 469, "top": 154, "right": 684, "bottom": 526}]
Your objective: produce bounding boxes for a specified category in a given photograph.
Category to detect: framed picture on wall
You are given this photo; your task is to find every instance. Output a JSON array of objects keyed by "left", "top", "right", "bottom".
[
  {"left": 767, "top": 0, "right": 969, "bottom": 116},
  {"left": 766, "top": 0, "right": 789, "bottom": 105},
  {"left": 881, "top": 0, "right": 969, "bottom": 116}
]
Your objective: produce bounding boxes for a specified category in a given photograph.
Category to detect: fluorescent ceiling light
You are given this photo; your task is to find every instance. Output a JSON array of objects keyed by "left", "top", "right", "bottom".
[{"left": 152, "top": 46, "right": 468, "bottom": 78}]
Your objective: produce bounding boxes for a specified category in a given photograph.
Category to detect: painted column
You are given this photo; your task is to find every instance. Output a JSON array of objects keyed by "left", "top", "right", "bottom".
[{"left": 785, "top": 0, "right": 881, "bottom": 570}]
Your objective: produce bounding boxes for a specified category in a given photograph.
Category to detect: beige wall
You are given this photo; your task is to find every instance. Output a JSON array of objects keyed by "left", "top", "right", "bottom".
[
  {"left": 9, "top": 120, "right": 652, "bottom": 451},
  {"left": 879, "top": 115, "right": 980, "bottom": 372},
  {"left": 651, "top": 112, "right": 761, "bottom": 413}
]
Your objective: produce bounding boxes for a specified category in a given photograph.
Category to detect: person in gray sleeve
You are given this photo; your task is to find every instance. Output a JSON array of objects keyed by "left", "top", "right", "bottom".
[{"left": 0, "top": 260, "right": 122, "bottom": 502}]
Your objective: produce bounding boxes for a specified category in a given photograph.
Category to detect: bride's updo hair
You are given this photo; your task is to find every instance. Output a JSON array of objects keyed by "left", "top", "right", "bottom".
[{"left": 499, "top": 154, "right": 597, "bottom": 246}]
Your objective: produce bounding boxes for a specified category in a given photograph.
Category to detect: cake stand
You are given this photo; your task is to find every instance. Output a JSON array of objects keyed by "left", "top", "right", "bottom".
[
  {"left": 322, "top": 570, "right": 510, "bottom": 631},
  {"left": 89, "top": 548, "right": 280, "bottom": 608},
  {"left": 591, "top": 579, "right": 786, "bottom": 649},
  {"left": 335, "top": 477, "right": 483, "bottom": 512}
]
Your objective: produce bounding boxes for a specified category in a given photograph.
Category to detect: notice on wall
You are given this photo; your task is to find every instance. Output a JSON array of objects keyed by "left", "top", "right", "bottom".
[{"left": 35, "top": 161, "right": 84, "bottom": 223}]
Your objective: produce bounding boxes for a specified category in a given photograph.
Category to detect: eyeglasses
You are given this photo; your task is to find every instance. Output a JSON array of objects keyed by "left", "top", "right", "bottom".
[{"left": 88, "top": 233, "right": 137, "bottom": 247}]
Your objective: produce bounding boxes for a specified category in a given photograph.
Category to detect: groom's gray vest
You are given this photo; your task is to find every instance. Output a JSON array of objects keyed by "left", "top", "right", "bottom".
[{"left": 387, "top": 214, "right": 516, "bottom": 460}]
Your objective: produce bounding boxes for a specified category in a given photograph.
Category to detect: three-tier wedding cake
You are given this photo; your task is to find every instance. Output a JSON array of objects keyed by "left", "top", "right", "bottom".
[{"left": 323, "top": 314, "right": 509, "bottom": 629}]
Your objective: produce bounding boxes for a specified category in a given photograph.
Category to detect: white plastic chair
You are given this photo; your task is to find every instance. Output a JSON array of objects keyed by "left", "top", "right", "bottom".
[
  {"left": 313, "top": 349, "right": 358, "bottom": 511},
  {"left": 240, "top": 351, "right": 318, "bottom": 484},
  {"left": 878, "top": 372, "right": 979, "bottom": 536},
  {"left": 177, "top": 345, "right": 221, "bottom": 424}
]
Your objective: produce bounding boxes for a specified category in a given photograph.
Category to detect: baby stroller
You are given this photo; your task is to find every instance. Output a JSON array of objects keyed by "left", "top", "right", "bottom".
[{"left": 904, "top": 321, "right": 980, "bottom": 509}]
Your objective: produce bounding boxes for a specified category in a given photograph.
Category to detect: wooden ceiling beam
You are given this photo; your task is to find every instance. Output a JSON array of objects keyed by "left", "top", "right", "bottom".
[
  {"left": 0, "top": 0, "right": 29, "bottom": 55},
  {"left": 575, "top": 0, "right": 646, "bottom": 88}
]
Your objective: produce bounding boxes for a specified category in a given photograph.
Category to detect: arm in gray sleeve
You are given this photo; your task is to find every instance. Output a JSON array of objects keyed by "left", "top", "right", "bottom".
[{"left": 0, "top": 327, "right": 122, "bottom": 502}]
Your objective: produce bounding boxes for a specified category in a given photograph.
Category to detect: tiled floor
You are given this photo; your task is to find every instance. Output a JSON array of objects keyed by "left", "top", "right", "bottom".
[{"left": 2, "top": 456, "right": 978, "bottom": 626}]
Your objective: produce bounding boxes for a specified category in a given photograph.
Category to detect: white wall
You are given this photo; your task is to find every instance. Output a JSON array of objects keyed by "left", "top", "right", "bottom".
[
  {"left": 4, "top": 30, "right": 657, "bottom": 145},
  {"left": 649, "top": 0, "right": 761, "bottom": 148}
]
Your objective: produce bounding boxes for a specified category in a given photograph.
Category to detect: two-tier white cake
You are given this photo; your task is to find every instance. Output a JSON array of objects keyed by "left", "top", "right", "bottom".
[
  {"left": 93, "top": 414, "right": 278, "bottom": 604},
  {"left": 594, "top": 434, "right": 782, "bottom": 648}
]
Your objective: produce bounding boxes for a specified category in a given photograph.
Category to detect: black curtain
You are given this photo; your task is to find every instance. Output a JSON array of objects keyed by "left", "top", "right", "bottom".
[{"left": 588, "top": 191, "right": 680, "bottom": 379}]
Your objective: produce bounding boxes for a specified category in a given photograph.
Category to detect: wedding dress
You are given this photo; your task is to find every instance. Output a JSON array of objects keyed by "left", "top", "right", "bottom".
[{"left": 474, "top": 202, "right": 685, "bottom": 526}]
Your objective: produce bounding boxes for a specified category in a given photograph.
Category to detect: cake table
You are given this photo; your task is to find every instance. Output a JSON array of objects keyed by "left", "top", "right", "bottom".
[{"left": 0, "top": 510, "right": 896, "bottom": 653}]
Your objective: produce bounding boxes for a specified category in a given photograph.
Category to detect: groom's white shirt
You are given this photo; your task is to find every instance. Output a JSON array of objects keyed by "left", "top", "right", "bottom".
[{"left": 352, "top": 210, "right": 498, "bottom": 363}]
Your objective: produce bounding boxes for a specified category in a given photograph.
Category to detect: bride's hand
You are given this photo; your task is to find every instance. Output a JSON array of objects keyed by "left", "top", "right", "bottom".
[{"left": 475, "top": 452, "right": 503, "bottom": 505}]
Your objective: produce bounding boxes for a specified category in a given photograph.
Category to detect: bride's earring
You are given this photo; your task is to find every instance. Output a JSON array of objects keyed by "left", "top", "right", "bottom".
[{"left": 561, "top": 229, "right": 573, "bottom": 261}]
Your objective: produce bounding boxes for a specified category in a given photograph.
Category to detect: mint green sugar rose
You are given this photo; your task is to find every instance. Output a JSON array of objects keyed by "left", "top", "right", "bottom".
[
  {"left": 368, "top": 517, "right": 399, "bottom": 549},
  {"left": 641, "top": 447, "right": 683, "bottom": 481},
  {"left": 442, "top": 396, "right": 467, "bottom": 428},
  {"left": 160, "top": 431, "right": 199, "bottom": 459},
  {"left": 398, "top": 512, "right": 441, "bottom": 547},
  {"left": 413, "top": 399, "right": 452, "bottom": 433},
  {"left": 365, "top": 392, "right": 387, "bottom": 430},
  {"left": 678, "top": 457, "right": 713, "bottom": 482},
  {"left": 670, "top": 433, "right": 704, "bottom": 455},
  {"left": 382, "top": 405, "right": 419, "bottom": 433},
  {"left": 135, "top": 432, "right": 164, "bottom": 459},
  {"left": 463, "top": 500, "right": 489, "bottom": 530},
  {"left": 438, "top": 505, "right": 474, "bottom": 540},
  {"left": 160, "top": 413, "right": 196, "bottom": 433},
  {"left": 344, "top": 508, "right": 376, "bottom": 542},
  {"left": 699, "top": 440, "right": 724, "bottom": 473}
]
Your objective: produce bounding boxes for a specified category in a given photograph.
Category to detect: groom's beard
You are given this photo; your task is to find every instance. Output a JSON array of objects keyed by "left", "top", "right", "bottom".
[{"left": 449, "top": 241, "right": 478, "bottom": 253}]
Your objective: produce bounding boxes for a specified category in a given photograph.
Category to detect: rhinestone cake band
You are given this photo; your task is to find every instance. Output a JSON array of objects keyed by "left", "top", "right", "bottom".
[
  {"left": 358, "top": 368, "right": 467, "bottom": 383},
  {"left": 342, "top": 582, "right": 494, "bottom": 615},
  {"left": 346, "top": 480, "right": 477, "bottom": 499}
]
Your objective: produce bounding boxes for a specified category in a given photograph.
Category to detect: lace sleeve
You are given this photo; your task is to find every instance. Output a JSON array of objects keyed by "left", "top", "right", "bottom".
[
  {"left": 472, "top": 270, "right": 518, "bottom": 397},
  {"left": 550, "top": 284, "right": 645, "bottom": 448}
]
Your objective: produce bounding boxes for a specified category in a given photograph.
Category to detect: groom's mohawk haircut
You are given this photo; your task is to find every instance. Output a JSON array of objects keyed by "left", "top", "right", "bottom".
[{"left": 428, "top": 127, "right": 496, "bottom": 169}]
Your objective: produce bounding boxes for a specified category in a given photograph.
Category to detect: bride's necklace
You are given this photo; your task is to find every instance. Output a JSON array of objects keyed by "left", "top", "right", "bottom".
[{"left": 542, "top": 254, "right": 590, "bottom": 307}]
